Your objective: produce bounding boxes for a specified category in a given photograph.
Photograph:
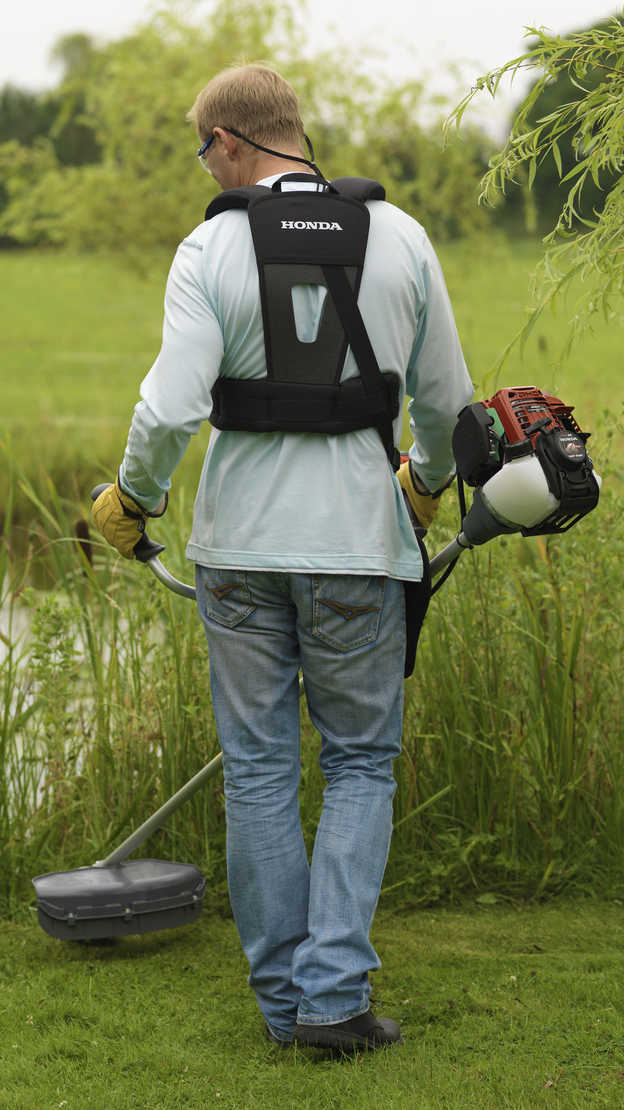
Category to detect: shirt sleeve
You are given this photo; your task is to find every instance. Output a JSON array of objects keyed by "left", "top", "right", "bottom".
[
  {"left": 119, "top": 237, "right": 224, "bottom": 510},
  {"left": 405, "top": 232, "right": 473, "bottom": 492}
]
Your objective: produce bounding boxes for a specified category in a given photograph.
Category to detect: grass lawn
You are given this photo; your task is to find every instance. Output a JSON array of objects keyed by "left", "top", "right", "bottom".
[{"left": 3, "top": 901, "right": 624, "bottom": 1109}]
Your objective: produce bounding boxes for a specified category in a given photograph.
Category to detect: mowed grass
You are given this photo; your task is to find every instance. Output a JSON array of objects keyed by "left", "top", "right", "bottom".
[
  {"left": 1, "top": 248, "right": 209, "bottom": 508},
  {"left": 2, "top": 236, "right": 622, "bottom": 503},
  {"left": 3, "top": 249, "right": 165, "bottom": 430},
  {"left": 439, "top": 237, "right": 623, "bottom": 428},
  {"left": 2, "top": 901, "right": 624, "bottom": 1110}
]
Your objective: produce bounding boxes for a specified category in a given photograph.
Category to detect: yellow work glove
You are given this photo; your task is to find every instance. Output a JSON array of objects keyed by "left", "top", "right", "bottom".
[
  {"left": 91, "top": 478, "right": 166, "bottom": 559},
  {"left": 396, "top": 460, "right": 443, "bottom": 532}
]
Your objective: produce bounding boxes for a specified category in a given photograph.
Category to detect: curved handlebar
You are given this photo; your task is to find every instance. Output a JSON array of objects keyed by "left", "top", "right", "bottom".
[
  {"left": 91, "top": 483, "right": 111, "bottom": 500},
  {"left": 133, "top": 534, "right": 167, "bottom": 563},
  {"left": 90, "top": 482, "right": 466, "bottom": 601}
]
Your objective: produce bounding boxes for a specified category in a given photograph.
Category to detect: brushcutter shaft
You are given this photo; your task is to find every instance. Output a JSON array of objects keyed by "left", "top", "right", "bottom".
[
  {"left": 94, "top": 751, "right": 224, "bottom": 868},
  {"left": 428, "top": 533, "right": 470, "bottom": 577}
]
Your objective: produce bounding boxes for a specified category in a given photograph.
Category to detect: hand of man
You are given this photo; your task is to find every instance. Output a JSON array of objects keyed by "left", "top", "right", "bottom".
[
  {"left": 91, "top": 477, "right": 167, "bottom": 559},
  {"left": 396, "top": 460, "right": 444, "bottom": 532}
]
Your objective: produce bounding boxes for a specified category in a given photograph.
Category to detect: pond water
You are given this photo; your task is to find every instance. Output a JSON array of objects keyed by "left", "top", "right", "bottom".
[{"left": 0, "top": 595, "right": 30, "bottom": 665}]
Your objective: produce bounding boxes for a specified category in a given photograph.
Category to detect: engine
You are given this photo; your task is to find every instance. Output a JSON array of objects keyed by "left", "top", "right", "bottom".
[{"left": 451, "top": 386, "right": 601, "bottom": 545}]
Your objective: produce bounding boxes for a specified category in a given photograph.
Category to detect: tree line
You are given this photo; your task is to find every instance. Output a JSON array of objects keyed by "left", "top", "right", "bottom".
[{"left": 0, "top": 2, "right": 620, "bottom": 255}]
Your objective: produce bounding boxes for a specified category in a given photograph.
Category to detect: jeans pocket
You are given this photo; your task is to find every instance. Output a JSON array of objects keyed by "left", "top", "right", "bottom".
[
  {"left": 201, "top": 568, "right": 256, "bottom": 629},
  {"left": 311, "top": 575, "right": 385, "bottom": 653}
]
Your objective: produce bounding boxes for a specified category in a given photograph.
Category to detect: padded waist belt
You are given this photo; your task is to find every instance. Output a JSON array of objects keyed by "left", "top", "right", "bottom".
[{"left": 211, "top": 373, "right": 400, "bottom": 435}]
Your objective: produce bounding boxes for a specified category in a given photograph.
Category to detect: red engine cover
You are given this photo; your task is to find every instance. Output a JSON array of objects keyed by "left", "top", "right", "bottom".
[{"left": 483, "top": 386, "right": 583, "bottom": 447}]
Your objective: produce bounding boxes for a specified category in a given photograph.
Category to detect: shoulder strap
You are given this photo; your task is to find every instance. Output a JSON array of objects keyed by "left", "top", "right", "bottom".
[
  {"left": 205, "top": 185, "right": 270, "bottom": 221},
  {"left": 321, "top": 263, "right": 400, "bottom": 471},
  {"left": 205, "top": 176, "right": 385, "bottom": 221},
  {"left": 331, "top": 177, "right": 386, "bottom": 202}
]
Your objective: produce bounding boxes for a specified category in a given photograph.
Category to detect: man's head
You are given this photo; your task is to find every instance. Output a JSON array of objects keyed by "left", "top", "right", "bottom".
[{"left": 188, "top": 64, "right": 309, "bottom": 187}]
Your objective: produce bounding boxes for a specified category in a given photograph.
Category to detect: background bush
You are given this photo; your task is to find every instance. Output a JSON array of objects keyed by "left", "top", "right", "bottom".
[{"left": 0, "top": 0, "right": 490, "bottom": 256}]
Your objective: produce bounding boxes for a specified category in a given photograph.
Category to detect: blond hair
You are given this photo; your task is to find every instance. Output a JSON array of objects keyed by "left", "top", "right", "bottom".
[{"left": 187, "top": 64, "right": 305, "bottom": 152}]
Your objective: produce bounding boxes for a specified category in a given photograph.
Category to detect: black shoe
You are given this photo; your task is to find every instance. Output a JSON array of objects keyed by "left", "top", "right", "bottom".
[
  {"left": 265, "top": 1023, "right": 292, "bottom": 1048},
  {"left": 293, "top": 1009, "right": 402, "bottom": 1052}
]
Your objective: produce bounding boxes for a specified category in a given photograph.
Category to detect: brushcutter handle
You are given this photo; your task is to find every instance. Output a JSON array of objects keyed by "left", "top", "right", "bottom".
[
  {"left": 91, "top": 482, "right": 112, "bottom": 500},
  {"left": 90, "top": 483, "right": 166, "bottom": 562},
  {"left": 132, "top": 534, "right": 167, "bottom": 563}
]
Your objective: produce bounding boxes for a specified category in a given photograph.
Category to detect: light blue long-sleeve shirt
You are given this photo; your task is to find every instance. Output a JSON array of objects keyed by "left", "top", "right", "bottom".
[{"left": 120, "top": 176, "right": 473, "bottom": 581}]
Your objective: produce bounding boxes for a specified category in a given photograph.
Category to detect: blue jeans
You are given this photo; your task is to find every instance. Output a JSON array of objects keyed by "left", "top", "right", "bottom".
[{"left": 196, "top": 568, "right": 405, "bottom": 1041}]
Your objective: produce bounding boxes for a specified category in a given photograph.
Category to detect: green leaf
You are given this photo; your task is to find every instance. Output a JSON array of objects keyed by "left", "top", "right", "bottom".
[
  {"left": 552, "top": 139, "right": 563, "bottom": 177},
  {"left": 392, "top": 784, "right": 453, "bottom": 830},
  {"left": 528, "top": 156, "right": 537, "bottom": 189}
]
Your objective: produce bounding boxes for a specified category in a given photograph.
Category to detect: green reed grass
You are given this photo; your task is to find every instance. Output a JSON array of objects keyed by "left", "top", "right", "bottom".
[
  {"left": 1, "top": 463, "right": 622, "bottom": 919},
  {"left": 1, "top": 470, "right": 225, "bottom": 917},
  {"left": 390, "top": 489, "right": 624, "bottom": 904},
  {"left": 2, "top": 243, "right": 622, "bottom": 921}
]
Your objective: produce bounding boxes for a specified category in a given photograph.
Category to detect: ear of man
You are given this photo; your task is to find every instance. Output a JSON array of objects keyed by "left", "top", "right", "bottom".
[{"left": 213, "top": 127, "right": 240, "bottom": 160}]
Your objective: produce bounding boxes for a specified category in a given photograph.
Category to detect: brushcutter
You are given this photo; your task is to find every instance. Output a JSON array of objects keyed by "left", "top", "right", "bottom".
[{"left": 32, "top": 386, "right": 600, "bottom": 942}]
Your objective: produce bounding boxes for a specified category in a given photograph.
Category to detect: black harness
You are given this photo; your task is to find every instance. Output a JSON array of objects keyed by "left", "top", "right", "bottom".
[{"left": 205, "top": 174, "right": 401, "bottom": 470}]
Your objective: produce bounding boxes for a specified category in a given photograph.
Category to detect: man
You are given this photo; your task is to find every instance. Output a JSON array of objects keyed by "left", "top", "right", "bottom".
[{"left": 93, "top": 63, "right": 473, "bottom": 1052}]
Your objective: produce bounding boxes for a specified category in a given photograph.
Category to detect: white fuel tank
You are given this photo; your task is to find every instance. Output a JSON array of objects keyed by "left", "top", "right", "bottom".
[{"left": 481, "top": 455, "right": 560, "bottom": 529}]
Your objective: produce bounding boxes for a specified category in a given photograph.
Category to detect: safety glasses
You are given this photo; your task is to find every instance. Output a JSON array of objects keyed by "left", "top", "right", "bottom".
[
  {"left": 196, "top": 128, "right": 319, "bottom": 175},
  {"left": 196, "top": 134, "right": 216, "bottom": 172}
]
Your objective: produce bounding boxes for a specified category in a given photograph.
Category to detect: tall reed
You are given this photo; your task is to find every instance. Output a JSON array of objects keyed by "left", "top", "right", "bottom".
[
  {"left": 1, "top": 469, "right": 622, "bottom": 918},
  {"left": 390, "top": 495, "right": 624, "bottom": 903},
  {"left": 1, "top": 472, "right": 224, "bottom": 918}
]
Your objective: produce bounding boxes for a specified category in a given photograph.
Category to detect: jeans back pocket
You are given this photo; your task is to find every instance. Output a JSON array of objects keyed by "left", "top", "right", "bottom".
[
  {"left": 311, "top": 575, "right": 385, "bottom": 653},
  {"left": 200, "top": 568, "right": 256, "bottom": 629}
]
